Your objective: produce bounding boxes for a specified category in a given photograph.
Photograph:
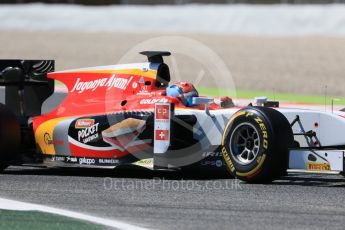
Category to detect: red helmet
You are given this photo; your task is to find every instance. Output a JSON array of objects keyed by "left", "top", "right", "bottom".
[{"left": 175, "top": 82, "right": 193, "bottom": 93}]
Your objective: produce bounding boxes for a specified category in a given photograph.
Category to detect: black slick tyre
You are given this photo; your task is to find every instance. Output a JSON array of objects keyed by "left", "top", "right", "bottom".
[{"left": 221, "top": 106, "right": 293, "bottom": 183}]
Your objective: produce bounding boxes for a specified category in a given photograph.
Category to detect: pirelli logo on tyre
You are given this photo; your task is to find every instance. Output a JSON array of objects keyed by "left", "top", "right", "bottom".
[
  {"left": 221, "top": 146, "right": 235, "bottom": 173},
  {"left": 253, "top": 116, "right": 268, "bottom": 150},
  {"left": 245, "top": 111, "right": 254, "bottom": 117}
]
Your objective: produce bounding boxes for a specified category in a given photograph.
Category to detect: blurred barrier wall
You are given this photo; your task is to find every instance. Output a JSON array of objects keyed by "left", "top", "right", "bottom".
[{"left": 2, "top": 0, "right": 345, "bottom": 4}]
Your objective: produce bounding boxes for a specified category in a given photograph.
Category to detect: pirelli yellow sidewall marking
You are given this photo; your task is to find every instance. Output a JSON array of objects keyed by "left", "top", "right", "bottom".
[
  {"left": 236, "top": 154, "right": 267, "bottom": 177},
  {"left": 221, "top": 110, "right": 269, "bottom": 178},
  {"left": 221, "top": 146, "right": 235, "bottom": 173},
  {"left": 221, "top": 111, "right": 247, "bottom": 174},
  {"left": 35, "top": 117, "right": 67, "bottom": 155},
  {"left": 253, "top": 116, "right": 269, "bottom": 150},
  {"left": 221, "top": 111, "right": 245, "bottom": 146}
]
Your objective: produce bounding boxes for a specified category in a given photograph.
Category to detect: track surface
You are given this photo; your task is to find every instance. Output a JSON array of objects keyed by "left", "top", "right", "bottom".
[{"left": 1, "top": 167, "right": 345, "bottom": 230}]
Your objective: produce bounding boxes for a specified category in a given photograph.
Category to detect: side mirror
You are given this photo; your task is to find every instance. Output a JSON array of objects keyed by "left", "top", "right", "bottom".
[
  {"left": 191, "top": 97, "right": 214, "bottom": 105},
  {"left": 192, "top": 97, "right": 215, "bottom": 118}
]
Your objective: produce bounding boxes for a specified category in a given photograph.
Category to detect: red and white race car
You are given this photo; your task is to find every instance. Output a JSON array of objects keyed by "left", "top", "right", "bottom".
[{"left": 0, "top": 51, "right": 345, "bottom": 183}]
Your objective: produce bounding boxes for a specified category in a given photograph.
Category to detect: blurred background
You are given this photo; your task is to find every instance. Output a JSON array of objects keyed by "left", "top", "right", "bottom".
[{"left": 1, "top": 0, "right": 345, "bottom": 103}]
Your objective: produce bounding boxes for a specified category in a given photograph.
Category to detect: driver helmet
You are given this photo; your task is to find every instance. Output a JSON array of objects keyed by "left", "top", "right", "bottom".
[{"left": 166, "top": 82, "right": 198, "bottom": 106}]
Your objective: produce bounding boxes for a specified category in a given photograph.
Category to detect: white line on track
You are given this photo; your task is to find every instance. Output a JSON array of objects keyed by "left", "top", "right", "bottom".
[{"left": 0, "top": 197, "right": 151, "bottom": 230}]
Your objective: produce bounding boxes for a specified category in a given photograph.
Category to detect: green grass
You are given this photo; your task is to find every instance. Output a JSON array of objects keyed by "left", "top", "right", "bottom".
[
  {"left": 0, "top": 210, "right": 105, "bottom": 230},
  {"left": 55, "top": 80, "right": 64, "bottom": 87},
  {"left": 198, "top": 87, "right": 345, "bottom": 105}
]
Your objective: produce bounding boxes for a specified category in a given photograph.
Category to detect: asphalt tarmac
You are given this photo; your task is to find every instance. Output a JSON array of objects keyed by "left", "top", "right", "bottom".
[{"left": 1, "top": 167, "right": 345, "bottom": 230}]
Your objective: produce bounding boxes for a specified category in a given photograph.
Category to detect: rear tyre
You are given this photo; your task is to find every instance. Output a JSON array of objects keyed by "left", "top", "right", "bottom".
[
  {"left": 221, "top": 106, "right": 293, "bottom": 183},
  {"left": 0, "top": 103, "right": 21, "bottom": 168}
]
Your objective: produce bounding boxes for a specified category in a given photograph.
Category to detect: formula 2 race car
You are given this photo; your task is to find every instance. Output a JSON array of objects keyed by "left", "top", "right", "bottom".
[{"left": 1, "top": 51, "right": 345, "bottom": 183}]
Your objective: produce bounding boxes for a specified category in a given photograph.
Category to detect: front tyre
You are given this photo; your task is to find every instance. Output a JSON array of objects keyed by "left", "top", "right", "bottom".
[{"left": 221, "top": 107, "right": 293, "bottom": 183}]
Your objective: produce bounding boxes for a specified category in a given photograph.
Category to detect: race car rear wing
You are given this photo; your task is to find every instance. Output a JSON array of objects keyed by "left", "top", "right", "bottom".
[{"left": 0, "top": 60, "right": 55, "bottom": 118}]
